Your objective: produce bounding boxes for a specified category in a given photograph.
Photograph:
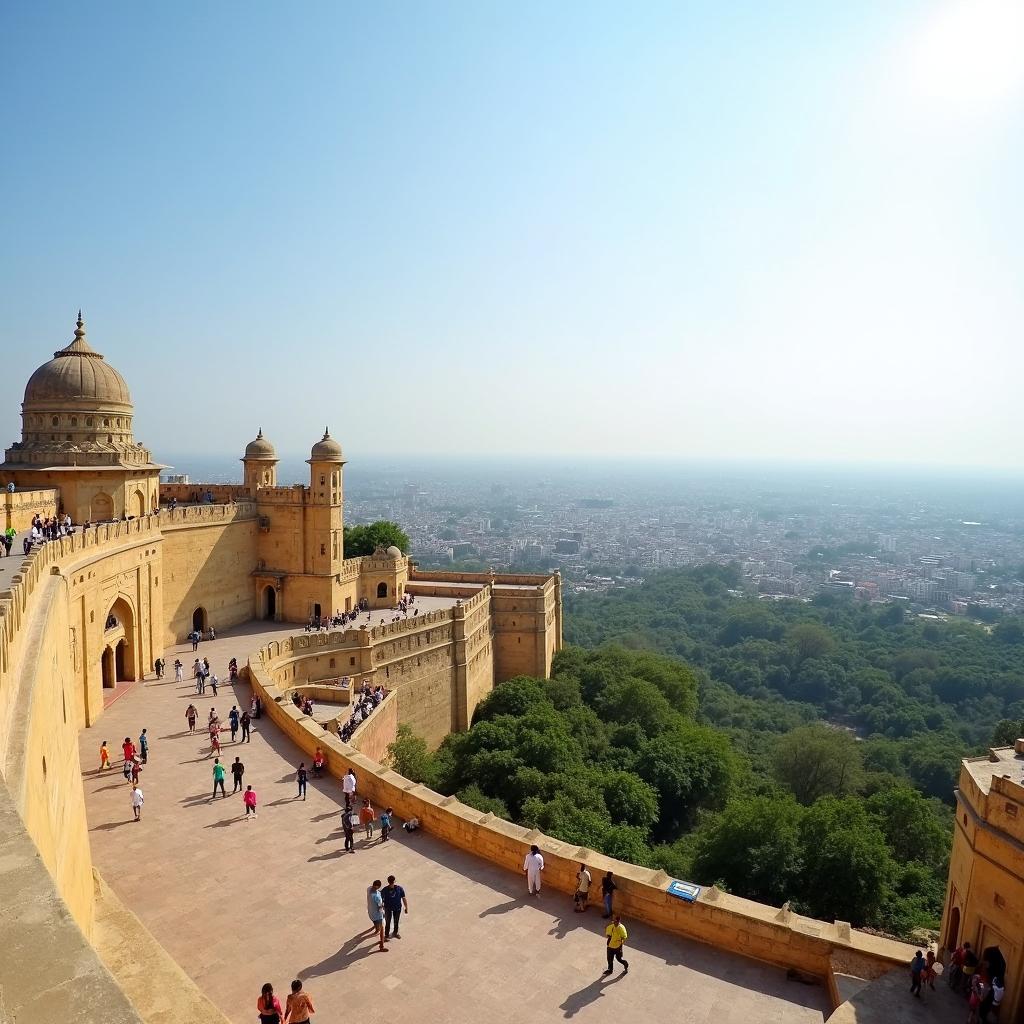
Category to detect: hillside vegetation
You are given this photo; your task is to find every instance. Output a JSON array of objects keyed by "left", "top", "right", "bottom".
[{"left": 389, "top": 566, "right": 1024, "bottom": 936}]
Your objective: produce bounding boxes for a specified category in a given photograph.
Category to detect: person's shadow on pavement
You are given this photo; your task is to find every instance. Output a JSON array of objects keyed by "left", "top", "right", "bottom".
[{"left": 560, "top": 973, "right": 624, "bottom": 1018}]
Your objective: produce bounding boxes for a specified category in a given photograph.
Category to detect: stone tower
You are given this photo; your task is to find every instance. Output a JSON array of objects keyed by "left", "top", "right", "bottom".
[
  {"left": 306, "top": 428, "right": 345, "bottom": 577},
  {"left": 241, "top": 428, "right": 278, "bottom": 494}
]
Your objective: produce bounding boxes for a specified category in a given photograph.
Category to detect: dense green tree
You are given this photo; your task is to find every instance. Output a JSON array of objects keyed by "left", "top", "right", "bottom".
[
  {"left": 773, "top": 724, "right": 865, "bottom": 805},
  {"left": 342, "top": 520, "right": 411, "bottom": 557},
  {"left": 865, "top": 785, "right": 950, "bottom": 869},
  {"left": 691, "top": 794, "right": 804, "bottom": 905},
  {"left": 796, "top": 797, "right": 896, "bottom": 925}
]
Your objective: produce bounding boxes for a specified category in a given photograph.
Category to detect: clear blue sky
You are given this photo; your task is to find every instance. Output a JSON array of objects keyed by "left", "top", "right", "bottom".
[{"left": 2, "top": 1, "right": 1022, "bottom": 465}]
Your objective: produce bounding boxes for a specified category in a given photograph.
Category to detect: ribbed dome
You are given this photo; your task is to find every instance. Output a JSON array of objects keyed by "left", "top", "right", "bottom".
[
  {"left": 309, "top": 427, "right": 344, "bottom": 463},
  {"left": 24, "top": 314, "right": 132, "bottom": 407},
  {"left": 243, "top": 428, "right": 277, "bottom": 460}
]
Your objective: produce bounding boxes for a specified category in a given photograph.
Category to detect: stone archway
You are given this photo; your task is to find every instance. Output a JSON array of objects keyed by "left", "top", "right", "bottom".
[
  {"left": 262, "top": 585, "right": 276, "bottom": 621},
  {"left": 104, "top": 597, "right": 137, "bottom": 682},
  {"left": 946, "top": 905, "right": 960, "bottom": 951},
  {"left": 91, "top": 492, "right": 114, "bottom": 521},
  {"left": 101, "top": 646, "right": 115, "bottom": 688},
  {"left": 192, "top": 607, "right": 207, "bottom": 633},
  {"left": 377, "top": 581, "right": 388, "bottom": 599},
  {"left": 132, "top": 489, "right": 146, "bottom": 517}
]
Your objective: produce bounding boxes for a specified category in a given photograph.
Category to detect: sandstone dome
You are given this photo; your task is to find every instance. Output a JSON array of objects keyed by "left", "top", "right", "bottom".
[
  {"left": 309, "top": 428, "right": 344, "bottom": 462},
  {"left": 243, "top": 429, "right": 277, "bottom": 460},
  {"left": 386, "top": 545, "right": 403, "bottom": 559},
  {"left": 24, "top": 314, "right": 132, "bottom": 408}
]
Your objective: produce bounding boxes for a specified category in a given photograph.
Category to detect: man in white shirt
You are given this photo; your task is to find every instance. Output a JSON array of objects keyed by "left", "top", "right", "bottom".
[
  {"left": 342, "top": 768, "right": 357, "bottom": 808},
  {"left": 523, "top": 845, "right": 544, "bottom": 896},
  {"left": 131, "top": 785, "right": 144, "bottom": 821}
]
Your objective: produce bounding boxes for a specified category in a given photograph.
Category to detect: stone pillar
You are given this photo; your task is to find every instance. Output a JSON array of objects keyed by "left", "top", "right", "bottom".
[{"left": 452, "top": 599, "right": 469, "bottom": 732}]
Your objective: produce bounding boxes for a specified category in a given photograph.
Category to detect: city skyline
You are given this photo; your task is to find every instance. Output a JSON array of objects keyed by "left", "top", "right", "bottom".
[{"left": 2, "top": 1, "right": 1023, "bottom": 465}]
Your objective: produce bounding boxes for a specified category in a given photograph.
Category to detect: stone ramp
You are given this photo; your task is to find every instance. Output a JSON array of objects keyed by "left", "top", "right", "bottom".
[{"left": 828, "top": 967, "right": 969, "bottom": 1023}]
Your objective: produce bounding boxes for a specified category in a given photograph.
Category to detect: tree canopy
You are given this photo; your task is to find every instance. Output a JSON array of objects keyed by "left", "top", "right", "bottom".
[{"left": 343, "top": 520, "right": 410, "bottom": 557}]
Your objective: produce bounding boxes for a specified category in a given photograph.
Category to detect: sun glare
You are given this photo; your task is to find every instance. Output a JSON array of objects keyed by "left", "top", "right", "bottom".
[{"left": 908, "top": 0, "right": 1024, "bottom": 106}]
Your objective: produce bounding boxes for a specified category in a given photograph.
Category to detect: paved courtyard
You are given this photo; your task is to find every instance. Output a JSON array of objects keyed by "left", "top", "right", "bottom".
[{"left": 79, "top": 621, "right": 831, "bottom": 1024}]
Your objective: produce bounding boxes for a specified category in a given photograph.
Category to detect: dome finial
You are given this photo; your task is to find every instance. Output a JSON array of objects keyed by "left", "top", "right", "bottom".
[
  {"left": 74, "top": 311, "right": 85, "bottom": 339},
  {"left": 324, "top": 426, "right": 330, "bottom": 438},
  {"left": 257, "top": 427, "right": 263, "bottom": 438}
]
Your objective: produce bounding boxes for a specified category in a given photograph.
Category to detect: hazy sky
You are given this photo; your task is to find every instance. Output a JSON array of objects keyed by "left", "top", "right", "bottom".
[{"left": 2, "top": 1, "right": 1022, "bottom": 466}]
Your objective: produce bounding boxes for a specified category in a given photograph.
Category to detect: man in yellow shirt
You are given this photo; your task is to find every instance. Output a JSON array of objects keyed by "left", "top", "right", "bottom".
[{"left": 603, "top": 915, "right": 630, "bottom": 976}]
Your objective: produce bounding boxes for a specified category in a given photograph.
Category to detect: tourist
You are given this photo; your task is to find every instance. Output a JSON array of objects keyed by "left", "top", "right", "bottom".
[
  {"left": 984, "top": 975, "right": 1004, "bottom": 1022},
  {"left": 256, "top": 982, "right": 283, "bottom": 1024},
  {"left": 359, "top": 798, "right": 376, "bottom": 840},
  {"left": 131, "top": 783, "right": 144, "bottom": 822},
  {"left": 312, "top": 747, "right": 325, "bottom": 777},
  {"left": 228, "top": 705, "right": 240, "bottom": 742},
  {"left": 99, "top": 740, "right": 110, "bottom": 771},
  {"left": 154, "top": 657, "right": 164, "bottom": 679},
  {"left": 948, "top": 943, "right": 966, "bottom": 989},
  {"left": 962, "top": 944, "right": 979, "bottom": 993},
  {"left": 296, "top": 762, "right": 308, "bottom": 801},
  {"left": 923, "top": 950, "right": 936, "bottom": 992},
  {"left": 121, "top": 736, "right": 135, "bottom": 765},
  {"left": 366, "top": 880, "right": 389, "bottom": 952},
  {"left": 194, "top": 659, "right": 204, "bottom": 693},
  {"left": 910, "top": 950, "right": 926, "bottom": 997},
  {"left": 379, "top": 806, "right": 393, "bottom": 842},
  {"left": 382, "top": 875, "right": 408, "bottom": 940},
  {"left": 185, "top": 704, "right": 198, "bottom": 734},
  {"left": 190, "top": 631, "right": 199, "bottom": 652},
  {"left": 209, "top": 672, "right": 219, "bottom": 697},
  {"left": 211, "top": 757, "right": 227, "bottom": 799},
  {"left": 243, "top": 785, "right": 258, "bottom": 820},
  {"left": 174, "top": 658, "right": 183, "bottom": 682},
  {"left": 575, "top": 863, "right": 592, "bottom": 912},
  {"left": 523, "top": 844, "right": 544, "bottom": 897},
  {"left": 343, "top": 767, "right": 357, "bottom": 807},
  {"left": 138, "top": 728, "right": 149, "bottom": 764},
  {"left": 130, "top": 758, "right": 141, "bottom": 787},
  {"left": 601, "top": 871, "right": 617, "bottom": 918},
  {"left": 342, "top": 808, "right": 355, "bottom": 853},
  {"left": 231, "top": 756, "right": 245, "bottom": 794},
  {"left": 602, "top": 915, "right": 630, "bottom": 976},
  {"left": 284, "top": 979, "right": 315, "bottom": 1024}
]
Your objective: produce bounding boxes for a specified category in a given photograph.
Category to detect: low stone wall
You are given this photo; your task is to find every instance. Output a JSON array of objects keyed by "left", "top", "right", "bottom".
[
  {"left": 350, "top": 689, "right": 399, "bottom": 764},
  {"left": 247, "top": 635, "right": 915, "bottom": 1001},
  {"left": 159, "top": 483, "right": 250, "bottom": 505},
  {"left": 1, "top": 486, "right": 59, "bottom": 532}
]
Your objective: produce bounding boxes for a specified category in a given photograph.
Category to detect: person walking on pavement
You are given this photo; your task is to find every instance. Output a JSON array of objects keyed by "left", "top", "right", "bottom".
[
  {"left": 99, "top": 740, "right": 110, "bottom": 771},
  {"left": 603, "top": 915, "right": 629, "bottom": 976},
  {"left": 186, "top": 704, "right": 198, "bottom": 734},
  {"left": 231, "top": 756, "right": 245, "bottom": 794},
  {"left": 228, "top": 705, "right": 240, "bottom": 742},
  {"left": 131, "top": 783, "right": 144, "bottom": 821},
  {"left": 523, "top": 844, "right": 544, "bottom": 897},
  {"left": 174, "top": 658, "right": 183, "bottom": 682},
  {"left": 296, "top": 762, "right": 308, "bottom": 800},
  {"left": 284, "top": 980, "right": 315, "bottom": 1024},
  {"left": 211, "top": 758, "right": 227, "bottom": 799},
  {"left": 366, "top": 880, "right": 389, "bottom": 952},
  {"left": 243, "top": 785, "right": 258, "bottom": 820},
  {"left": 139, "top": 728, "right": 149, "bottom": 765},
  {"left": 382, "top": 875, "right": 408, "bottom": 940},
  {"left": 240, "top": 709, "right": 251, "bottom": 742}
]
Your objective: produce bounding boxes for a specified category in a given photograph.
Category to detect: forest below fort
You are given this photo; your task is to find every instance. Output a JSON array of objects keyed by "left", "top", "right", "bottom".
[{"left": 388, "top": 566, "right": 1024, "bottom": 938}]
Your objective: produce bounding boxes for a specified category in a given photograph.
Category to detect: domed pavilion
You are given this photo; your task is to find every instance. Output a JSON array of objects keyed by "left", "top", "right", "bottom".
[{"left": 1, "top": 313, "right": 164, "bottom": 522}]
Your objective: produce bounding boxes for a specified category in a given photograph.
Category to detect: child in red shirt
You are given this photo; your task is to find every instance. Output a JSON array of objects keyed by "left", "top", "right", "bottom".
[{"left": 243, "top": 785, "right": 258, "bottom": 820}]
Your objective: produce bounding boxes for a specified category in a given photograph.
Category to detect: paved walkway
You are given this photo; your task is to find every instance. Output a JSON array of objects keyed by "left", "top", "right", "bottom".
[{"left": 79, "top": 621, "right": 831, "bottom": 1024}]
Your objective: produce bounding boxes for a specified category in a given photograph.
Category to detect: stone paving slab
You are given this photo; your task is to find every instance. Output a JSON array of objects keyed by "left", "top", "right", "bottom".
[{"left": 79, "top": 621, "right": 831, "bottom": 1024}]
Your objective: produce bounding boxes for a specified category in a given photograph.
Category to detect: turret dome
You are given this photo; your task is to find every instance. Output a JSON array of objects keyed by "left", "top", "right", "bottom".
[
  {"left": 243, "top": 428, "right": 277, "bottom": 461},
  {"left": 308, "top": 428, "right": 344, "bottom": 463}
]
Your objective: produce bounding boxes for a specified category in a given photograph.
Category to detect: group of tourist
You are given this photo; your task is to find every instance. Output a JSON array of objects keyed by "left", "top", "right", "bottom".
[
  {"left": 291, "top": 690, "right": 315, "bottom": 716},
  {"left": 100, "top": 731, "right": 150, "bottom": 821},
  {"left": 335, "top": 683, "right": 386, "bottom": 743},
  {"left": 936, "top": 941, "right": 1007, "bottom": 1022}
]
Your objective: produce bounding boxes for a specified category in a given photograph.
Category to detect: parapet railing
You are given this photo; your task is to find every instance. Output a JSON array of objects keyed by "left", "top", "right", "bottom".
[{"left": 157, "top": 501, "right": 257, "bottom": 527}]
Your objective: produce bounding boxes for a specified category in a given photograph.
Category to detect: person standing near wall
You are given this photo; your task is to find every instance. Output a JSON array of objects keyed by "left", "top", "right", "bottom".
[
  {"left": 342, "top": 808, "right": 355, "bottom": 853},
  {"left": 574, "top": 864, "right": 592, "bottom": 912},
  {"left": 601, "top": 871, "right": 617, "bottom": 918},
  {"left": 240, "top": 709, "right": 251, "bottom": 742},
  {"left": 343, "top": 767, "right": 357, "bottom": 809},
  {"left": 523, "top": 845, "right": 544, "bottom": 897}
]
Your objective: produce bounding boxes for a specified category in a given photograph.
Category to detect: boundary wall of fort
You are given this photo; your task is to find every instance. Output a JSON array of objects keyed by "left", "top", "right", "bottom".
[
  {"left": 249, "top": 630, "right": 916, "bottom": 1013},
  {"left": 2, "top": 485, "right": 59, "bottom": 531}
]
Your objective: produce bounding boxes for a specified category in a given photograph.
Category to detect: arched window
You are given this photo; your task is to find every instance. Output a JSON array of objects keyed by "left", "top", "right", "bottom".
[
  {"left": 71, "top": 417, "right": 77, "bottom": 426},
  {"left": 86, "top": 417, "right": 93, "bottom": 426},
  {"left": 51, "top": 416, "right": 59, "bottom": 426}
]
